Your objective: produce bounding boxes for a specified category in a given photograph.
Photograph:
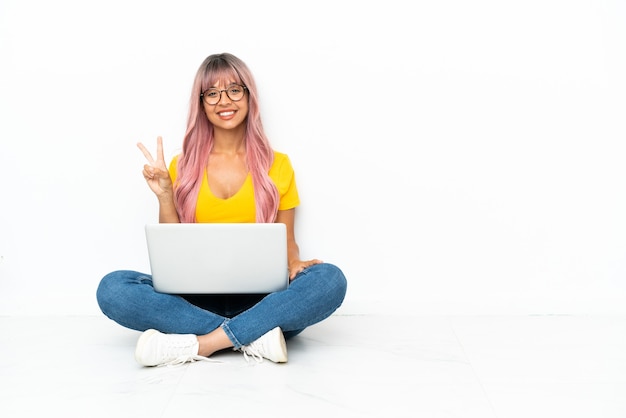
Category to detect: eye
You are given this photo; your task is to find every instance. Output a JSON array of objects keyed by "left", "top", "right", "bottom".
[
  {"left": 228, "top": 86, "right": 242, "bottom": 95},
  {"left": 205, "top": 89, "right": 219, "bottom": 98}
]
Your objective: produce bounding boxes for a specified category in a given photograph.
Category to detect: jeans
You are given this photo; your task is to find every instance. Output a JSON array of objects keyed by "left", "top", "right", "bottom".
[{"left": 96, "top": 263, "right": 347, "bottom": 349}]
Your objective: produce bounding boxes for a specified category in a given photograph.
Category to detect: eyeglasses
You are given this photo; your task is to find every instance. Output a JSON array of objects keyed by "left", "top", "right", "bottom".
[{"left": 200, "top": 84, "right": 248, "bottom": 105}]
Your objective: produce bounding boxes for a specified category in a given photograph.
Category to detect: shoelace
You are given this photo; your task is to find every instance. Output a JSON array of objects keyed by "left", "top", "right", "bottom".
[{"left": 240, "top": 343, "right": 265, "bottom": 363}]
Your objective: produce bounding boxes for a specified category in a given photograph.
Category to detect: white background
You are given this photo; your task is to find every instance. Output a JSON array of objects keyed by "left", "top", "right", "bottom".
[{"left": 1, "top": 0, "right": 625, "bottom": 316}]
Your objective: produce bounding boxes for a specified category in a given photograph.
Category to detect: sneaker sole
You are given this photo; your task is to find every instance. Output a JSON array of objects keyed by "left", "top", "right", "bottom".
[
  {"left": 271, "top": 327, "right": 288, "bottom": 363},
  {"left": 135, "top": 329, "right": 159, "bottom": 366}
]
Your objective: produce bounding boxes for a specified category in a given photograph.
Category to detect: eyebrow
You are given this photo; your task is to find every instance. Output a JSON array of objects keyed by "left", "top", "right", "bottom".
[{"left": 210, "top": 80, "right": 240, "bottom": 88}]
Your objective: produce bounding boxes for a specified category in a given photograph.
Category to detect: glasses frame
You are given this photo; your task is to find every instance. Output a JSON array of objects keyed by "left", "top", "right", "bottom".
[{"left": 200, "top": 84, "right": 248, "bottom": 105}]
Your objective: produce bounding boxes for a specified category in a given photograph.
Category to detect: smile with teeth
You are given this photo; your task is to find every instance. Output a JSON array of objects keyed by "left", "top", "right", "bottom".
[{"left": 218, "top": 111, "right": 235, "bottom": 116}]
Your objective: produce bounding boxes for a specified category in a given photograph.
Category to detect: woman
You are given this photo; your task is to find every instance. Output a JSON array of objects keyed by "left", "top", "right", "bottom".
[{"left": 96, "top": 52, "right": 347, "bottom": 367}]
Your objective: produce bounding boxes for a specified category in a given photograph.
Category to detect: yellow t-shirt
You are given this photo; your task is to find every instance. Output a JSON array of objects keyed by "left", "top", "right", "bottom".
[{"left": 168, "top": 151, "right": 300, "bottom": 223}]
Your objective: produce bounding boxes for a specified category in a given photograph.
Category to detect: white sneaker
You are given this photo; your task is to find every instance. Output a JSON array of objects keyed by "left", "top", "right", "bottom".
[
  {"left": 135, "top": 329, "right": 208, "bottom": 367},
  {"left": 239, "top": 327, "right": 288, "bottom": 363}
]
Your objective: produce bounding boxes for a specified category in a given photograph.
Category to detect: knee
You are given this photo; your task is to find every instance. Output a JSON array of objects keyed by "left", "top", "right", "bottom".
[
  {"left": 96, "top": 271, "right": 118, "bottom": 313},
  {"left": 315, "top": 263, "right": 348, "bottom": 301},
  {"left": 95, "top": 270, "right": 135, "bottom": 313}
]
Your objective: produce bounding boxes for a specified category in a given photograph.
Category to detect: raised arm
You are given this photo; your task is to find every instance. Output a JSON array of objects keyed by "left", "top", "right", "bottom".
[{"left": 137, "top": 136, "right": 180, "bottom": 223}]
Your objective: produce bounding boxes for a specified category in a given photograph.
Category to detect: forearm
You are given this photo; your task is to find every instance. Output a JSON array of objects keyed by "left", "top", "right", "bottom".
[
  {"left": 287, "top": 240, "right": 300, "bottom": 267},
  {"left": 157, "top": 194, "right": 180, "bottom": 223}
]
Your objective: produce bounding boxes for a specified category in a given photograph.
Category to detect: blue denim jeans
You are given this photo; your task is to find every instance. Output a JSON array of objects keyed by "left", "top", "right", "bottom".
[{"left": 96, "top": 263, "right": 347, "bottom": 349}]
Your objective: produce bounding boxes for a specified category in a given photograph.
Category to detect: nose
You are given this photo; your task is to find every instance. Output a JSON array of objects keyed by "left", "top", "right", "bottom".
[{"left": 217, "top": 90, "right": 232, "bottom": 104}]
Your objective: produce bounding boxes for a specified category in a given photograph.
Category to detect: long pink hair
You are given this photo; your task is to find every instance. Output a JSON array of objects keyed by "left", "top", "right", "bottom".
[{"left": 173, "top": 53, "right": 279, "bottom": 223}]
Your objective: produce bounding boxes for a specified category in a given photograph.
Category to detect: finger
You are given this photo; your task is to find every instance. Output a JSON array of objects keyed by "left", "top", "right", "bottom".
[
  {"left": 142, "top": 165, "right": 155, "bottom": 179},
  {"left": 156, "top": 136, "right": 165, "bottom": 163},
  {"left": 289, "top": 264, "right": 307, "bottom": 280},
  {"left": 137, "top": 142, "right": 155, "bottom": 164},
  {"left": 307, "top": 259, "right": 323, "bottom": 267}
]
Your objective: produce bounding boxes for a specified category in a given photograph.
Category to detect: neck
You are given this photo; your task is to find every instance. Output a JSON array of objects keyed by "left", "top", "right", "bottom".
[{"left": 212, "top": 127, "right": 246, "bottom": 155}]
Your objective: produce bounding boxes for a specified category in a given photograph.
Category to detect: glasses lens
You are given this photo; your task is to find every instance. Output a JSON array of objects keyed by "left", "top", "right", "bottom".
[
  {"left": 203, "top": 88, "right": 220, "bottom": 105},
  {"left": 226, "top": 85, "right": 245, "bottom": 101}
]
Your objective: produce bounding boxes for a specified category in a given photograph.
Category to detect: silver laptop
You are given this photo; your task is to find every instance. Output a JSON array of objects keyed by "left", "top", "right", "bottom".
[{"left": 145, "top": 223, "right": 289, "bottom": 294}]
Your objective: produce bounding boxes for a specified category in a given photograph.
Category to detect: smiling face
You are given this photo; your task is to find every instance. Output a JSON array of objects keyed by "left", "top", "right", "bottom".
[{"left": 203, "top": 80, "right": 249, "bottom": 132}]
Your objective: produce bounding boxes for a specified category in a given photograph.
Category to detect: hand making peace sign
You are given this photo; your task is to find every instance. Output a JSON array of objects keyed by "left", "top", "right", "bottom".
[{"left": 137, "top": 136, "right": 173, "bottom": 198}]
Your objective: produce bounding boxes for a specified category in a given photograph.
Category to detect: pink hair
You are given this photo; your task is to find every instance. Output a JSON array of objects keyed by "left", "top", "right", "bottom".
[{"left": 173, "top": 53, "right": 279, "bottom": 223}]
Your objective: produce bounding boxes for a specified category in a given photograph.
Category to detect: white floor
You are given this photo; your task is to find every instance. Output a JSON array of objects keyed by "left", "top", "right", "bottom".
[{"left": 1, "top": 314, "right": 625, "bottom": 418}]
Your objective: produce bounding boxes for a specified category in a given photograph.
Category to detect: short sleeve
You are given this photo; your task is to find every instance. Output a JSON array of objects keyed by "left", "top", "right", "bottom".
[{"left": 269, "top": 152, "right": 300, "bottom": 211}]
